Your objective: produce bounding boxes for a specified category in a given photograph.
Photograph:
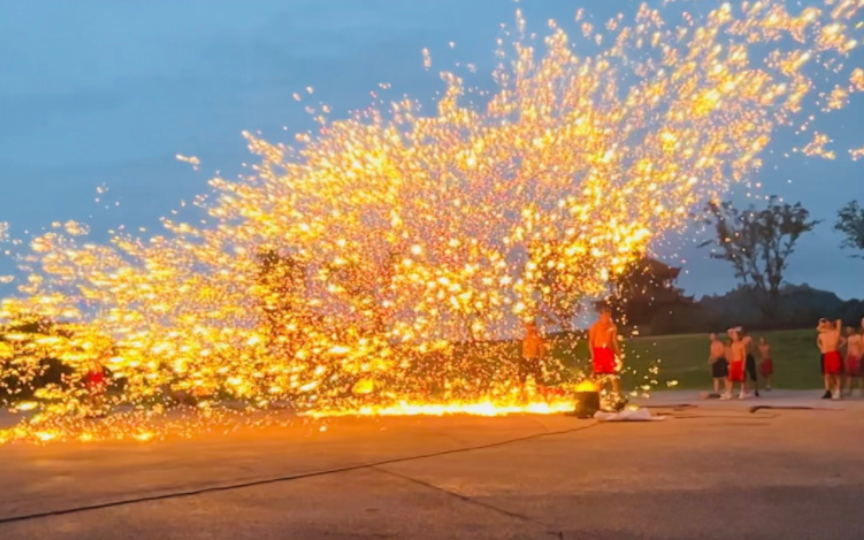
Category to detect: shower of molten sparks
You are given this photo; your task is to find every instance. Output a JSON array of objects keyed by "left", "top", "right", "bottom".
[{"left": 1, "top": 0, "right": 863, "bottom": 443}]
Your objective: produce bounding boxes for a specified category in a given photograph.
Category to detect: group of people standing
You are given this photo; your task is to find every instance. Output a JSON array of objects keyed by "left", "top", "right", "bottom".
[
  {"left": 817, "top": 318, "right": 863, "bottom": 400},
  {"left": 707, "top": 318, "right": 864, "bottom": 401},
  {"left": 523, "top": 308, "right": 864, "bottom": 403},
  {"left": 707, "top": 328, "right": 772, "bottom": 399}
]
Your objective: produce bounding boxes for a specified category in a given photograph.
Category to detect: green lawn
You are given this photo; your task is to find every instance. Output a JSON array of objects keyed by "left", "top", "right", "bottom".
[{"left": 545, "top": 328, "right": 822, "bottom": 390}]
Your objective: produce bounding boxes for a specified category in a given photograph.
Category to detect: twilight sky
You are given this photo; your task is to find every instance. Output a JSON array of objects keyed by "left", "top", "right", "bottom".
[{"left": 0, "top": 0, "right": 862, "bottom": 299}]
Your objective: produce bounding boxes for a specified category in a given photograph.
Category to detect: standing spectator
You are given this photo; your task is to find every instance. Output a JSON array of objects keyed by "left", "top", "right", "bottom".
[
  {"left": 708, "top": 333, "right": 728, "bottom": 397},
  {"left": 724, "top": 328, "right": 748, "bottom": 400},
  {"left": 740, "top": 328, "right": 760, "bottom": 397},
  {"left": 817, "top": 319, "right": 844, "bottom": 400},
  {"left": 758, "top": 337, "right": 774, "bottom": 391},
  {"left": 844, "top": 326, "right": 862, "bottom": 396}
]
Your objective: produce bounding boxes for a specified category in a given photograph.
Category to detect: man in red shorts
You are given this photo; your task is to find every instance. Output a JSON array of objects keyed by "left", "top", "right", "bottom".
[
  {"left": 817, "top": 318, "right": 843, "bottom": 400},
  {"left": 588, "top": 305, "right": 621, "bottom": 396},
  {"left": 725, "top": 328, "right": 749, "bottom": 399}
]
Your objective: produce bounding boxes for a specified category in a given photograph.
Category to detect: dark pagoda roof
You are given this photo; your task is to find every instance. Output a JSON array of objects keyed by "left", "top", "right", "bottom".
[{"left": 641, "top": 257, "right": 681, "bottom": 279}]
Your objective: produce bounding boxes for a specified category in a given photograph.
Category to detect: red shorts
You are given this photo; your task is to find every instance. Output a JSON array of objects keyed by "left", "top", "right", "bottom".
[
  {"left": 85, "top": 371, "right": 107, "bottom": 393},
  {"left": 592, "top": 347, "right": 617, "bottom": 375},
  {"left": 846, "top": 356, "right": 861, "bottom": 377},
  {"left": 824, "top": 351, "right": 843, "bottom": 375},
  {"left": 728, "top": 360, "right": 745, "bottom": 382},
  {"left": 760, "top": 359, "right": 773, "bottom": 377}
]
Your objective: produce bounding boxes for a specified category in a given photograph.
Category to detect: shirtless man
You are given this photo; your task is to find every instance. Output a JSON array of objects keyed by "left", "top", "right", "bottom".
[
  {"left": 588, "top": 306, "right": 621, "bottom": 395},
  {"left": 817, "top": 319, "right": 843, "bottom": 400},
  {"left": 740, "top": 328, "right": 760, "bottom": 397},
  {"left": 708, "top": 333, "right": 728, "bottom": 395},
  {"left": 844, "top": 326, "right": 863, "bottom": 395},
  {"left": 725, "top": 328, "right": 748, "bottom": 399},
  {"left": 520, "top": 321, "right": 545, "bottom": 399},
  {"left": 758, "top": 337, "right": 773, "bottom": 391}
]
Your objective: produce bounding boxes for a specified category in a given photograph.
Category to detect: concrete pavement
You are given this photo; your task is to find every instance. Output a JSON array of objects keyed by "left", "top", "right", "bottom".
[{"left": 1, "top": 390, "right": 863, "bottom": 539}]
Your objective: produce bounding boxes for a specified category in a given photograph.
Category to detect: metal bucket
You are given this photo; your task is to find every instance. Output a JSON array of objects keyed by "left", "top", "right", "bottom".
[{"left": 572, "top": 390, "right": 600, "bottom": 418}]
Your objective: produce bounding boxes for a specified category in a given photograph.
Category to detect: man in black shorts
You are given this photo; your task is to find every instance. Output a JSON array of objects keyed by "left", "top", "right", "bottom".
[
  {"left": 708, "top": 333, "right": 728, "bottom": 396},
  {"left": 519, "top": 322, "right": 545, "bottom": 399},
  {"left": 740, "top": 327, "right": 760, "bottom": 397}
]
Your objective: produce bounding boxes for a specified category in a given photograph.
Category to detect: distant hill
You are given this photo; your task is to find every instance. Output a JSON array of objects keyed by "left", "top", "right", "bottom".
[
  {"left": 649, "top": 284, "right": 864, "bottom": 334},
  {"left": 698, "top": 284, "right": 848, "bottom": 323}
]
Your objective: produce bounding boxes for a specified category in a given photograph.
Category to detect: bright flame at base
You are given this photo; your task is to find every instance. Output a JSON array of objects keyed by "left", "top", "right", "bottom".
[
  {"left": 575, "top": 380, "right": 599, "bottom": 393},
  {"left": 0, "top": 398, "right": 576, "bottom": 445},
  {"left": 304, "top": 399, "right": 576, "bottom": 418}
]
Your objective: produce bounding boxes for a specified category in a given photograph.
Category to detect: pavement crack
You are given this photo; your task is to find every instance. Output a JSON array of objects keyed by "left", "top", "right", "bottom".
[
  {"left": 370, "top": 467, "right": 615, "bottom": 540},
  {"left": 371, "top": 467, "right": 605, "bottom": 540},
  {"left": 371, "top": 466, "right": 549, "bottom": 531}
]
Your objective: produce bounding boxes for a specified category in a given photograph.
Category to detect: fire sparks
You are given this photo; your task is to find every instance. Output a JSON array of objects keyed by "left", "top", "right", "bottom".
[
  {"left": 2, "top": 1, "right": 863, "bottom": 444},
  {"left": 175, "top": 154, "right": 201, "bottom": 171},
  {"left": 801, "top": 132, "right": 837, "bottom": 160}
]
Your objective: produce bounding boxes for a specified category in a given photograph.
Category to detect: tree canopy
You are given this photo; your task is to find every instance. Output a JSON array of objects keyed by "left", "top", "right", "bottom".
[
  {"left": 835, "top": 200, "right": 864, "bottom": 258},
  {"left": 700, "top": 197, "right": 820, "bottom": 320}
]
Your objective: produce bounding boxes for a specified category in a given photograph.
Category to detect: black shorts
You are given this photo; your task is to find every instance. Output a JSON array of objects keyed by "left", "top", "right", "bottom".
[
  {"left": 711, "top": 358, "right": 729, "bottom": 378},
  {"left": 745, "top": 354, "right": 757, "bottom": 382}
]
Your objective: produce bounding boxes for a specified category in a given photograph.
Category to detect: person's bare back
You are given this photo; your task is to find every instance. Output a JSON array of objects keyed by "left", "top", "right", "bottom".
[
  {"left": 758, "top": 341, "right": 771, "bottom": 360},
  {"left": 589, "top": 321, "right": 618, "bottom": 352}
]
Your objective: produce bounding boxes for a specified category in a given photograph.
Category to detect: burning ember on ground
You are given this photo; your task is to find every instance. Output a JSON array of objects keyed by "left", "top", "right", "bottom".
[{"left": 1, "top": 1, "right": 862, "bottom": 444}]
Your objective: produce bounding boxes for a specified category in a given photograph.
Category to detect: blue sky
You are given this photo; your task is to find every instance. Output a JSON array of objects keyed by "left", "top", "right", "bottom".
[{"left": 0, "top": 0, "right": 862, "bottom": 299}]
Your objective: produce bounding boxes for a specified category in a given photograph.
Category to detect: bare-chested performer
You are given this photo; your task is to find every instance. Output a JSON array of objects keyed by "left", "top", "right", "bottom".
[
  {"left": 844, "top": 326, "right": 863, "bottom": 396},
  {"left": 588, "top": 306, "right": 621, "bottom": 395},
  {"left": 817, "top": 318, "right": 844, "bottom": 400},
  {"left": 758, "top": 337, "right": 773, "bottom": 391},
  {"left": 725, "top": 328, "right": 749, "bottom": 399},
  {"left": 708, "top": 333, "right": 728, "bottom": 395},
  {"left": 520, "top": 321, "right": 545, "bottom": 399}
]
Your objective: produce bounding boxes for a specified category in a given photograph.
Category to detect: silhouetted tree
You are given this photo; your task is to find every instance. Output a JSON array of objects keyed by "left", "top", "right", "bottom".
[
  {"left": 835, "top": 200, "right": 864, "bottom": 258},
  {"left": 700, "top": 196, "right": 820, "bottom": 320},
  {"left": 0, "top": 317, "right": 76, "bottom": 403}
]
